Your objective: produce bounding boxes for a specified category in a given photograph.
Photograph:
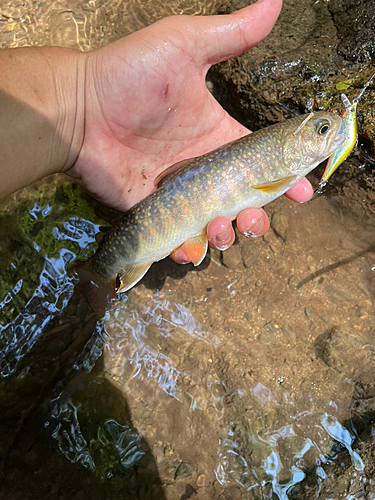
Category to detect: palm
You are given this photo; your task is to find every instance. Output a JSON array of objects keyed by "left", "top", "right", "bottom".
[
  {"left": 66, "top": 3, "right": 315, "bottom": 262},
  {"left": 69, "top": 15, "right": 252, "bottom": 211}
]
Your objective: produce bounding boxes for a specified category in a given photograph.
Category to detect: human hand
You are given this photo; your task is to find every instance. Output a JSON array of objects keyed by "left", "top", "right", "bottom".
[{"left": 65, "top": 0, "right": 313, "bottom": 263}]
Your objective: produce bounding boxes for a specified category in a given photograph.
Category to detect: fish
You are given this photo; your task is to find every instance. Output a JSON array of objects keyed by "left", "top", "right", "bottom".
[
  {"left": 82, "top": 111, "right": 343, "bottom": 296},
  {"left": 318, "top": 71, "right": 375, "bottom": 190}
]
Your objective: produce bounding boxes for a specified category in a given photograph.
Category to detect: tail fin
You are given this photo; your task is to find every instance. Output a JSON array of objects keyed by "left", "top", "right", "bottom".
[{"left": 72, "top": 259, "right": 116, "bottom": 317}]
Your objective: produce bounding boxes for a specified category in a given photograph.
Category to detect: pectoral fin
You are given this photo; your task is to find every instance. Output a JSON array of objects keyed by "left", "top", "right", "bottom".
[
  {"left": 116, "top": 262, "right": 152, "bottom": 293},
  {"left": 182, "top": 230, "right": 208, "bottom": 266},
  {"left": 252, "top": 175, "right": 297, "bottom": 193}
]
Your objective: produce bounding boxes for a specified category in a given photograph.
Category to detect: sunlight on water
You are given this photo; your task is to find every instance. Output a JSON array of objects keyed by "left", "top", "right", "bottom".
[
  {"left": 0, "top": 256, "right": 74, "bottom": 377},
  {"left": 103, "top": 292, "right": 219, "bottom": 399},
  {"left": 0, "top": 181, "right": 108, "bottom": 377},
  {"left": 0, "top": 0, "right": 223, "bottom": 51},
  {"left": 215, "top": 409, "right": 364, "bottom": 498},
  {"left": 48, "top": 282, "right": 371, "bottom": 499},
  {"left": 0, "top": 178, "right": 374, "bottom": 499},
  {"left": 0, "top": 0, "right": 375, "bottom": 496},
  {"left": 47, "top": 393, "right": 146, "bottom": 478},
  {"left": 321, "top": 413, "right": 364, "bottom": 472}
]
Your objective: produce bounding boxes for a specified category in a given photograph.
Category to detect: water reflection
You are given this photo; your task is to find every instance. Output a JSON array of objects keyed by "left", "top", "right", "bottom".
[
  {"left": 0, "top": 186, "right": 104, "bottom": 377},
  {"left": 48, "top": 394, "right": 146, "bottom": 477},
  {"left": 48, "top": 265, "right": 373, "bottom": 499},
  {"left": 0, "top": 170, "right": 374, "bottom": 500},
  {"left": 321, "top": 413, "right": 364, "bottom": 472},
  {"left": 215, "top": 409, "right": 361, "bottom": 498},
  {"left": 1, "top": 0, "right": 375, "bottom": 495}
]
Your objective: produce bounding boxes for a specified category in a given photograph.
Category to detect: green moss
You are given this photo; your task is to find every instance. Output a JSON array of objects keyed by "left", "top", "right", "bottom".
[{"left": 0, "top": 180, "right": 121, "bottom": 327}]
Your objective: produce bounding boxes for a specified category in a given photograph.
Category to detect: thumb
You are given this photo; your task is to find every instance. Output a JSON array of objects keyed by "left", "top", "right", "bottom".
[{"left": 188, "top": 0, "right": 282, "bottom": 67}]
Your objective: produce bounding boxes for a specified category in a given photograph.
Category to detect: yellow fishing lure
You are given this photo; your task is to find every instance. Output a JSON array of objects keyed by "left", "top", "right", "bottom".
[
  {"left": 318, "top": 95, "right": 357, "bottom": 189},
  {"left": 318, "top": 71, "right": 375, "bottom": 190}
]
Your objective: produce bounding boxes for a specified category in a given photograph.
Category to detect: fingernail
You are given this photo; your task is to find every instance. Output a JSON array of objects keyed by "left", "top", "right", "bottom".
[
  {"left": 212, "top": 225, "right": 232, "bottom": 251},
  {"left": 243, "top": 218, "right": 264, "bottom": 239},
  {"left": 172, "top": 248, "right": 191, "bottom": 265}
]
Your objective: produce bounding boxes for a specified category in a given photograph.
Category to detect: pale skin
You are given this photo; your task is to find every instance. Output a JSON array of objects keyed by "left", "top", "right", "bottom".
[{"left": 0, "top": 0, "right": 313, "bottom": 264}]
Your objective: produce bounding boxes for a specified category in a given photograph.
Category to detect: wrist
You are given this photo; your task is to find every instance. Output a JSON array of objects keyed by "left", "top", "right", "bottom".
[
  {"left": 0, "top": 47, "right": 86, "bottom": 198},
  {"left": 45, "top": 48, "right": 87, "bottom": 174}
]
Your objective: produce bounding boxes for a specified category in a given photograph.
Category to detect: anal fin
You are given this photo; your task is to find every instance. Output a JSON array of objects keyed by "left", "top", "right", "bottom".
[
  {"left": 183, "top": 230, "right": 208, "bottom": 266},
  {"left": 117, "top": 262, "right": 152, "bottom": 293},
  {"left": 252, "top": 175, "right": 296, "bottom": 193}
]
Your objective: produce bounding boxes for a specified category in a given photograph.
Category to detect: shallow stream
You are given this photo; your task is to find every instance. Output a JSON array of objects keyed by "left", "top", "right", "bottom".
[{"left": 0, "top": 1, "right": 375, "bottom": 499}]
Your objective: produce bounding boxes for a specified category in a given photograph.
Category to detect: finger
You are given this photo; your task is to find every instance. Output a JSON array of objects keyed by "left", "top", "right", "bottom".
[
  {"left": 284, "top": 177, "right": 313, "bottom": 202},
  {"left": 236, "top": 208, "right": 269, "bottom": 238},
  {"left": 188, "top": 0, "right": 283, "bottom": 67},
  {"left": 169, "top": 244, "right": 192, "bottom": 264},
  {"left": 207, "top": 216, "right": 235, "bottom": 251}
]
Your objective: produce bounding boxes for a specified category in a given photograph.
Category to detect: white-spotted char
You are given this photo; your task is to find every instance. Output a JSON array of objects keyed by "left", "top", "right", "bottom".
[{"left": 87, "top": 112, "right": 344, "bottom": 294}]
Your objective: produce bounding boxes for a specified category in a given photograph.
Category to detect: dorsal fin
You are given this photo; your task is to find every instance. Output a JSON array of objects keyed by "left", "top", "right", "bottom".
[{"left": 153, "top": 158, "right": 196, "bottom": 188}]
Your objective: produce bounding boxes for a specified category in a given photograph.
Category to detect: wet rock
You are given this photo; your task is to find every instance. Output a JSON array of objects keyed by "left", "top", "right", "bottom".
[
  {"left": 258, "top": 321, "right": 277, "bottom": 344},
  {"left": 262, "top": 227, "right": 280, "bottom": 248},
  {"left": 221, "top": 242, "right": 243, "bottom": 269},
  {"left": 179, "top": 484, "right": 197, "bottom": 500},
  {"left": 314, "top": 326, "right": 341, "bottom": 368},
  {"left": 175, "top": 461, "right": 194, "bottom": 480},
  {"left": 196, "top": 474, "right": 206, "bottom": 487},
  {"left": 271, "top": 213, "right": 289, "bottom": 242},
  {"left": 210, "top": 0, "right": 375, "bottom": 155},
  {"left": 240, "top": 242, "right": 259, "bottom": 268},
  {"left": 152, "top": 443, "right": 165, "bottom": 462},
  {"left": 330, "top": 0, "right": 375, "bottom": 62}
]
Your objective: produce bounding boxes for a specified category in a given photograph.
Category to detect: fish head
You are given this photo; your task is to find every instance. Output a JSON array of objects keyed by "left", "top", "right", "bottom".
[{"left": 283, "top": 111, "right": 344, "bottom": 176}]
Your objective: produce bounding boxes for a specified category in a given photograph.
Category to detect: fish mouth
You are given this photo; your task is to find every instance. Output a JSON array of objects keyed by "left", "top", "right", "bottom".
[{"left": 329, "top": 133, "right": 345, "bottom": 155}]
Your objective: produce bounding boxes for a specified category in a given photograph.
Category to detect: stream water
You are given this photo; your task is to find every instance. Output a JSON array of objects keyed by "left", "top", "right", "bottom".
[{"left": 0, "top": 1, "right": 375, "bottom": 499}]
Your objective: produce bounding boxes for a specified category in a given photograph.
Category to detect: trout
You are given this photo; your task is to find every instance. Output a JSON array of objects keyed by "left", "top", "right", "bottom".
[{"left": 85, "top": 111, "right": 343, "bottom": 294}]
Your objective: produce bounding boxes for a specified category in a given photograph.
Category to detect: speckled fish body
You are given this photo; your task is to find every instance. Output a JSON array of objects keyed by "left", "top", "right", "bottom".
[
  {"left": 319, "top": 95, "right": 357, "bottom": 188},
  {"left": 90, "top": 112, "right": 343, "bottom": 292}
]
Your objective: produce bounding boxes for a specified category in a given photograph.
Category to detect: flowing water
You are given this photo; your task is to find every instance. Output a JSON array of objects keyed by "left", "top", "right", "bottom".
[{"left": 0, "top": 1, "right": 375, "bottom": 499}]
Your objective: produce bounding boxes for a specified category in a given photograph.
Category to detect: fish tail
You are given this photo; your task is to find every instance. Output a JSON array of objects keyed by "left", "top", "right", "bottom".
[{"left": 72, "top": 259, "right": 116, "bottom": 316}]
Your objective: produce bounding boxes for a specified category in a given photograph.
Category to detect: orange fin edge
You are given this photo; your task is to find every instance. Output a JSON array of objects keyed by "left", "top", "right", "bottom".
[{"left": 183, "top": 230, "right": 208, "bottom": 266}]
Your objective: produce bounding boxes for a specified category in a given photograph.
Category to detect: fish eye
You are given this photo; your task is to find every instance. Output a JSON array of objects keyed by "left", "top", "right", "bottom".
[{"left": 314, "top": 119, "right": 331, "bottom": 135}]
